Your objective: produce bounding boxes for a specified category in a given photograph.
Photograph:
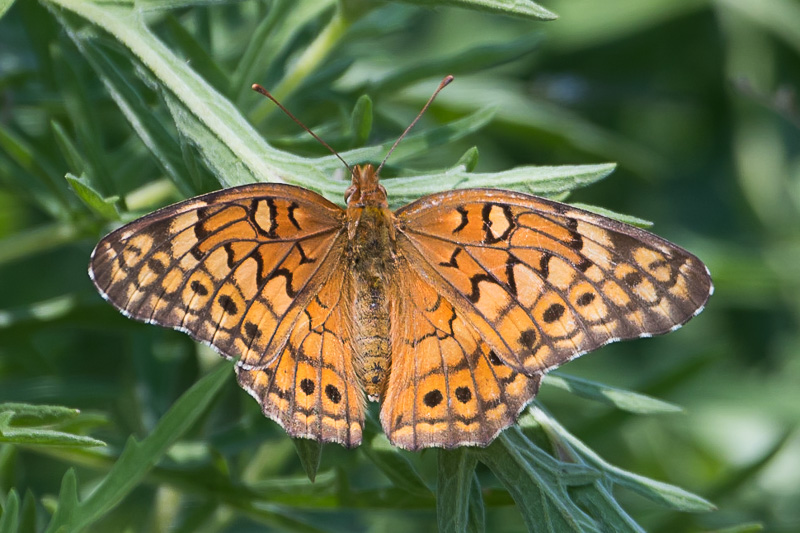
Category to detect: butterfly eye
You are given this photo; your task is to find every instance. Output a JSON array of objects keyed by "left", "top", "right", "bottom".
[{"left": 344, "top": 183, "right": 358, "bottom": 204}]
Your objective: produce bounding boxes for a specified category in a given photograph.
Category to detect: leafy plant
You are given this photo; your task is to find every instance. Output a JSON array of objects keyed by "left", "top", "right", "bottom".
[{"left": 2, "top": 0, "right": 798, "bottom": 532}]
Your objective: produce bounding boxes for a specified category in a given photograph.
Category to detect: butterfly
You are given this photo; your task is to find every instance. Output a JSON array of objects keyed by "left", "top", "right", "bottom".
[{"left": 89, "top": 79, "right": 713, "bottom": 450}]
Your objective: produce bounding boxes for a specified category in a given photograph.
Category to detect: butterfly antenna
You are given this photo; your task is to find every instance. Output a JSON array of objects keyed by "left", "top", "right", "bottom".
[
  {"left": 376, "top": 75, "right": 454, "bottom": 176},
  {"left": 251, "top": 84, "right": 353, "bottom": 175}
]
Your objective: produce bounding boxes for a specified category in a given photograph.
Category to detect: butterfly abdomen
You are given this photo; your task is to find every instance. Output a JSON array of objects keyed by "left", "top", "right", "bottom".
[{"left": 348, "top": 205, "right": 396, "bottom": 401}]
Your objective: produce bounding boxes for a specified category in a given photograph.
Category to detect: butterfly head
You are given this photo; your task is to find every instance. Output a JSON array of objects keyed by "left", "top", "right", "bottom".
[{"left": 345, "top": 164, "right": 388, "bottom": 208}]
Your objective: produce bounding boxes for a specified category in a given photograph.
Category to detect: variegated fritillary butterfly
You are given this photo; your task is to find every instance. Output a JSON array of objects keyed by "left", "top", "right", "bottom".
[{"left": 89, "top": 78, "right": 712, "bottom": 450}]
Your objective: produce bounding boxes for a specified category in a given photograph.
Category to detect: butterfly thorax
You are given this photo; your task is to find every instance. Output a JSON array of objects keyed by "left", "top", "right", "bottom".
[{"left": 345, "top": 165, "right": 397, "bottom": 401}]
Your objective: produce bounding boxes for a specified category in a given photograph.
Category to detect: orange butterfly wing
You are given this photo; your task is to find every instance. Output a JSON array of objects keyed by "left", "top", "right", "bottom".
[
  {"left": 89, "top": 184, "right": 347, "bottom": 369},
  {"left": 236, "top": 267, "right": 365, "bottom": 446},
  {"left": 382, "top": 259, "right": 541, "bottom": 450},
  {"left": 395, "top": 188, "right": 713, "bottom": 376}
]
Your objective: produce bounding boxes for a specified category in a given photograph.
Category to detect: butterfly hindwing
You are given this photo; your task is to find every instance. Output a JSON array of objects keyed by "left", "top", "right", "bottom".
[
  {"left": 381, "top": 259, "right": 541, "bottom": 450},
  {"left": 89, "top": 184, "right": 347, "bottom": 368},
  {"left": 236, "top": 267, "right": 365, "bottom": 447},
  {"left": 396, "top": 188, "right": 713, "bottom": 375}
]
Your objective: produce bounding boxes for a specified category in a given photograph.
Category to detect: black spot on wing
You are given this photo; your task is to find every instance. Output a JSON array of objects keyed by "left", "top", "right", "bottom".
[{"left": 423, "top": 389, "right": 443, "bottom": 407}]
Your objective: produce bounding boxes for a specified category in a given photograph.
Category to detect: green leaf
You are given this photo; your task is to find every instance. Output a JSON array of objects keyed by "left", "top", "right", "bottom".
[
  {"left": 477, "top": 429, "right": 600, "bottom": 532},
  {"left": 570, "top": 484, "right": 644, "bottom": 533},
  {"left": 467, "top": 471, "right": 485, "bottom": 533},
  {"left": 361, "top": 434, "right": 431, "bottom": 495},
  {"left": 382, "top": 163, "right": 616, "bottom": 208},
  {"left": 0, "top": 404, "right": 105, "bottom": 448},
  {"left": 50, "top": 121, "right": 86, "bottom": 177},
  {"left": 0, "top": 489, "right": 20, "bottom": 533},
  {"left": 18, "top": 490, "right": 38, "bottom": 533},
  {"left": 568, "top": 203, "right": 654, "bottom": 228},
  {"left": 0, "top": 403, "right": 79, "bottom": 426},
  {"left": 350, "top": 94, "right": 373, "bottom": 147},
  {"left": 65, "top": 173, "right": 120, "bottom": 220},
  {"left": 0, "top": 424, "right": 106, "bottom": 448},
  {"left": 529, "top": 408, "right": 715, "bottom": 513},
  {"left": 390, "top": 0, "right": 557, "bottom": 21},
  {"left": 293, "top": 439, "right": 323, "bottom": 483},
  {"left": 437, "top": 448, "right": 480, "bottom": 533},
  {"left": 44, "top": 362, "right": 233, "bottom": 533},
  {"left": 543, "top": 372, "right": 683, "bottom": 415},
  {"left": 454, "top": 146, "right": 480, "bottom": 172}
]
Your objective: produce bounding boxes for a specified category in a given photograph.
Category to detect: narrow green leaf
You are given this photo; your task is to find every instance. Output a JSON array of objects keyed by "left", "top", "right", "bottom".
[
  {"left": 467, "top": 472, "right": 485, "bottom": 533},
  {"left": 0, "top": 405, "right": 104, "bottom": 449},
  {"left": 391, "top": 0, "right": 557, "bottom": 20},
  {"left": 530, "top": 407, "right": 716, "bottom": 513},
  {"left": 568, "top": 203, "right": 654, "bottom": 228},
  {"left": 0, "top": 426, "right": 106, "bottom": 448},
  {"left": 437, "top": 448, "right": 479, "bottom": 533},
  {"left": 0, "top": 403, "right": 79, "bottom": 426},
  {"left": 65, "top": 173, "right": 120, "bottom": 220},
  {"left": 361, "top": 435, "right": 431, "bottom": 495},
  {"left": 382, "top": 163, "right": 616, "bottom": 208},
  {"left": 454, "top": 146, "right": 479, "bottom": 172},
  {"left": 350, "top": 94, "right": 373, "bottom": 147},
  {"left": 292, "top": 439, "right": 323, "bottom": 483},
  {"left": 44, "top": 362, "right": 233, "bottom": 533},
  {"left": 0, "top": 489, "right": 20, "bottom": 533},
  {"left": 50, "top": 121, "right": 86, "bottom": 177},
  {"left": 18, "top": 490, "right": 37, "bottom": 533},
  {"left": 571, "top": 484, "right": 645, "bottom": 533},
  {"left": 47, "top": 469, "right": 79, "bottom": 531},
  {"left": 477, "top": 429, "right": 600, "bottom": 532},
  {"left": 543, "top": 373, "right": 683, "bottom": 415}
]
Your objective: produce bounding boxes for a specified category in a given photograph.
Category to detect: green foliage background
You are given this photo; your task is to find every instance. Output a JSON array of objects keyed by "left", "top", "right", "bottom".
[{"left": 1, "top": 0, "right": 799, "bottom": 531}]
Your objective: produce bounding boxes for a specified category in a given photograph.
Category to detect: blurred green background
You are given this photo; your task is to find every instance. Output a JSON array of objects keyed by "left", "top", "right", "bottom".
[{"left": 1, "top": 0, "right": 799, "bottom": 531}]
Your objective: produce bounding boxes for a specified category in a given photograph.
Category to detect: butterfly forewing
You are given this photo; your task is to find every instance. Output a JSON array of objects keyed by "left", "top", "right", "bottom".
[
  {"left": 89, "top": 184, "right": 347, "bottom": 368},
  {"left": 396, "top": 188, "right": 713, "bottom": 376}
]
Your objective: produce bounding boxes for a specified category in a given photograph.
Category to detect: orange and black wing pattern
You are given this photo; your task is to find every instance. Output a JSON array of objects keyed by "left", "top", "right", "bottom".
[
  {"left": 395, "top": 188, "right": 713, "bottom": 376},
  {"left": 89, "top": 184, "right": 347, "bottom": 369}
]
